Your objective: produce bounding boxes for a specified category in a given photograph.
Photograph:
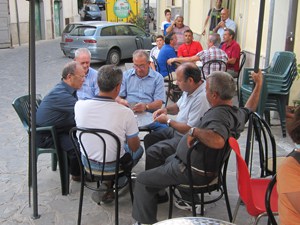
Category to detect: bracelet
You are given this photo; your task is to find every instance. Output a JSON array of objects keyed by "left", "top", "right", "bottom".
[{"left": 167, "top": 118, "right": 172, "bottom": 127}]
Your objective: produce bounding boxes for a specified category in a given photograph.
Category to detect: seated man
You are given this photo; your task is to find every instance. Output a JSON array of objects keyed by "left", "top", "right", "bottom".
[
  {"left": 149, "top": 35, "right": 165, "bottom": 71},
  {"left": 221, "top": 29, "right": 241, "bottom": 78},
  {"left": 132, "top": 70, "right": 263, "bottom": 225},
  {"left": 116, "top": 50, "right": 166, "bottom": 130},
  {"left": 177, "top": 29, "right": 203, "bottom": 58},
  {"left": 36, "top": 61, "right": 85, "bottom": 181},
  {"left": 169, "top": 33, "right": 228, "bottom": 77},
  {"left": 74, "top": 65, "right": 144, "bottom": 203},
  {"left": 74, "top": 48, "right": 99, "bottom": 99},
  {"left": 157, "top": 32, "right": 177, "bottom": 77}
]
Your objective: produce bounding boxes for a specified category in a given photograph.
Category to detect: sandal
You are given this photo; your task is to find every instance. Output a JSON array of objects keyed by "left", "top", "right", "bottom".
[{"left": 101, "top": 189, "right": 115, "bottom": 204}]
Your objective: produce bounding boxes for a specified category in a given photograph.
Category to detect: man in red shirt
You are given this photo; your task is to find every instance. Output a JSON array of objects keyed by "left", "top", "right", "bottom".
[
  {"left": 221, "top": 29, "right": 240, "bottom": 78},
  {"left": 177, "top": 29, "right": 203, "bottom": 57}
]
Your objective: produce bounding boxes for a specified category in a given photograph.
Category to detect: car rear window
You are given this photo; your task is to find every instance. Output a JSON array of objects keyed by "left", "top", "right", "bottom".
[
  {"left": 70, "top": 26, "right": 97, "bottom": 36},
  {"left": 63, "top": 24, "right": 80, "bottom": 33}
]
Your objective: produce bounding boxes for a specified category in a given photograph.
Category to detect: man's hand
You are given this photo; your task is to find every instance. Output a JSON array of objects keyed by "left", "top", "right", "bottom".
[
  {"left": 218, "top": 21, "right": 225, "bottom": 28},
  {"left": 187, "top": 133, "right": 197, "bottom": 148},
  {"left": 167, "top": 58, "right": 175, "bottom": 65},
  {"left": 132, "top": 102, "right": 147, "bottom": 113},
  {"left": 154, "top": 114, "right": 168, "bottom": 124},
  {"left": 153, "top": 108, "right": 167, "bottom": 119},
  {"left": 251, "top": 69, "right": 263, "bottom": 87},
  {"left": 117, "top": 98, "right": 129, "bottom": 107}
]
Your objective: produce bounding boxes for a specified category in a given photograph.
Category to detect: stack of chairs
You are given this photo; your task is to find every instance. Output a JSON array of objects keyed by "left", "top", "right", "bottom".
[{"left": 239, "top": 51, "right": 298, "bottom": 137}]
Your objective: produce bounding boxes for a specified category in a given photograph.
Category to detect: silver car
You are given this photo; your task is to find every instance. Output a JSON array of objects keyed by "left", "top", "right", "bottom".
[{"left": 61, "top": 22, "right": 155, "bottom": 65}]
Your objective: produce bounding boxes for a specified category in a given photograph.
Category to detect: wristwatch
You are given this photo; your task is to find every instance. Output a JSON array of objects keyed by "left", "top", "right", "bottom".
[
  {"left": 146, "top": 104, "right": 149, "bottom": 110},
  {"left": 189, "top": 127, "right": 195, "bottom": 137},
  {"left": 167, "top": 118, "right": 172, "bottom": 127}
]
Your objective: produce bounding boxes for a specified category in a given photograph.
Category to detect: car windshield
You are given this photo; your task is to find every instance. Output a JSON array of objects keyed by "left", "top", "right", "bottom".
[
  {"left": 70, "top": 26, "right": 97, "bottom": 36},
  {"left": 88, "top": 5, "right": 100, "bottom": 12}
]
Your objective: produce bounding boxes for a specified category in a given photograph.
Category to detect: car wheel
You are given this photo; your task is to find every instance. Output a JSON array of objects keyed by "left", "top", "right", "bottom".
[{"left": 106, "top": 49, "right": 120, "bottom": 65}]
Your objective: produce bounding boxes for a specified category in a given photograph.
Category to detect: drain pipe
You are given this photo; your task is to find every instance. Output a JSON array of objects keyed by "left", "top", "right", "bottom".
[{"left": 265, "top": 0, "right": 275, "bottom": 67}]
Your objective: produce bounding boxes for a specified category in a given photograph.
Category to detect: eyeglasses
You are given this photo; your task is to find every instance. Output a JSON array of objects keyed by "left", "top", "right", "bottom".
[
  {"left": 133, "top": 64, "right": 148, "bottom": 70},
  {"left": 73, "top": 74, "right": 86, "bottom": 79}
]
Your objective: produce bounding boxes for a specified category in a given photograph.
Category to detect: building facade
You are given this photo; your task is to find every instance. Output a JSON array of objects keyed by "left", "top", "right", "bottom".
[{"left": 0, "top": 0, "right": 79, "bottom": 48}]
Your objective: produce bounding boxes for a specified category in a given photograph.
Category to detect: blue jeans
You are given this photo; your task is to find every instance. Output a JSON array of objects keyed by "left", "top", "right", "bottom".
[{"left": 81, "top": 144, "right": 144, "bottom": 172}]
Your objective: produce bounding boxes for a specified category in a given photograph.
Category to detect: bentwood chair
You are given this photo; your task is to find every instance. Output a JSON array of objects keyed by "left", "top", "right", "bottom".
[
  {"left": 12, "top": 95, "right": 69, "bottom": 197},
  {"left": 201, "top": 59, "right": 227, "bottom": 80},
  {"left": 69, "top": 127, "right": 134, "bottom": 225},
  {"left": 168, "top": 141, "right": 233, "bottom": 221},
  {"left": 229, "top": 137, "right": 278, "bottom": 224}
]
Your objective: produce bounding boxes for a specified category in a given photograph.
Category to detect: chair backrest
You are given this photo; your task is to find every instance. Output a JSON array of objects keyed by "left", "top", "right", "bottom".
[
  {"left": 151, "top": 55, "right": 160, "bottom": 72},
  {"left": 228, "top": 137, "right": 260, "bottom": 215},
  {"left": 201, "top": 59, "right": 227, "bottom": 80},
  {"left": 237, "top": 51, "right": 246, "bottom": 77},
  {"left": 245, "top": 112, "right": 277, "bottom": 177},
  {"left": 269, "top": 51, "right": 295, "bottom": 75},
  {"left": 12, "top": 94, "right": 43, "bottom": 131},
  {"left": 69, "top": 127, "right": 122, "bottom": 181},
  {"left": 265, "top": 174, "right": 278, "bottom": 225}
]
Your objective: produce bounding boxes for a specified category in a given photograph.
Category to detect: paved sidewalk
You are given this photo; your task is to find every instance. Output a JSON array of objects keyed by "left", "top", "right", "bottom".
[{"left": 0, "top": 39, "right": 295, "bottom": 225}]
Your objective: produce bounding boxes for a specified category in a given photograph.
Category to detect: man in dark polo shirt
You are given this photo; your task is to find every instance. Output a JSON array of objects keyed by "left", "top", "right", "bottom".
[
  {"left": 131, "top": 70, "right": 263, "bottom": 225},
  {"left": 36, "top": 61, "right": 85, "bottom": 180}
]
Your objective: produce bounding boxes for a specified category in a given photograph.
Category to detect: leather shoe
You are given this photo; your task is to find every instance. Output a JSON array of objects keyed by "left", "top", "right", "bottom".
[{"left": 71, "top": 175, "right": 81, "bottom": 182}]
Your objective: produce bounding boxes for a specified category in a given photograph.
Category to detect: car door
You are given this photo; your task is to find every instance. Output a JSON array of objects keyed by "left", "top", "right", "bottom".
[
  {"left": 114, "top": 25, "right": 136, "bottom": 59},
  {"left": 128, "top": 25, "right": 153, "bottom": 50}
]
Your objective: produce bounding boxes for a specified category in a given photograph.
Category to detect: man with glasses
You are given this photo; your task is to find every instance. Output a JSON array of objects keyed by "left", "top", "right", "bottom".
[
  {"left": 116, "top": 50, "right": 166, "bottom": 130},
  {"left": 74, "top": 48, "right": 99, "bottom": 100},
  {"left": 36, "top": 61, "right": 85, "bottom": 181}
]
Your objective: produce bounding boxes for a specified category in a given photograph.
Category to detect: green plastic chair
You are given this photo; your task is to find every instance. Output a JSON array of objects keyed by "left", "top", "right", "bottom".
[
  {"left": 239, "top": 51, "right": 297, "bottom": 137},
  {"left": 12, "top": 95, "right": 69, "bottom": 195}
]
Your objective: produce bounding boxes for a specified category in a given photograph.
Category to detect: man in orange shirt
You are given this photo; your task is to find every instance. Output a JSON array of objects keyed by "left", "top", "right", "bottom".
[{"left": 177, "top": 30, "right": 203, "bottom": 57}]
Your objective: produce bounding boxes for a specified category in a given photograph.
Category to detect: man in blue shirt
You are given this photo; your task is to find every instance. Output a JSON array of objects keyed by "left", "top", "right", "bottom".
[
  {"left": 36, "top": 61, "right": 85, "bottom": 180},
  {"left": 74, "top": 48, "right": 99, "bottom": 100},
  {"left": 157, "top": 32, "right": 177, "bottom": 77},
  {"left": 116, "top": 50, "right": 166, "bottom": 130}
]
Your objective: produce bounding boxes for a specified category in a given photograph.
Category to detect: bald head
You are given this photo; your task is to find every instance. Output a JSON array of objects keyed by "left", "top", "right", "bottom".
[{"left": 221, "top": 9, "right": 230, "bottom": 21}]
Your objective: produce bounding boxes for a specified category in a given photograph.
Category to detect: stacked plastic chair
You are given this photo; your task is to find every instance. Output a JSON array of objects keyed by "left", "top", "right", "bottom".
[{"left": 239, "top": 51, "right": 298, "bottom": 137}]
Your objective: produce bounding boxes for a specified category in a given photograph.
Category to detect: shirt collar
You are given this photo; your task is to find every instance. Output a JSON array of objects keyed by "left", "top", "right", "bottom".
[
  {"left": 187, "top": 81, "right": 206, "bottom": 97},
  {"left": 61, "top": 80, "right": 77, "bottom": 95},
  {"left": 128, "top": 68, "right": 156, "bottom": 79}
]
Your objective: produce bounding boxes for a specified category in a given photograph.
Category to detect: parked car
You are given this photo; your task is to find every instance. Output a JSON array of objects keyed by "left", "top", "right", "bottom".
[
  {"left": 95, "top": 0, "right": 105, "bottom": 10},
  {"left": 83, "top": 4, "right": 102, "bottom": 21},
  {"left": 60, "top": 22, "right": 155, "bottom": 65},
  {"left": 60, "top": 21, "right": 97, "bottom": 56}
]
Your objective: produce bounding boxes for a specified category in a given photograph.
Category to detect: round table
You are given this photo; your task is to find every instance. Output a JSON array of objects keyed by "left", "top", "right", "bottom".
[
  {"left": 154, "top": 217, "right": 236, "bottom": 225},
  {"left": 134, "top": 111, "right": 153, "bottom": 128}
]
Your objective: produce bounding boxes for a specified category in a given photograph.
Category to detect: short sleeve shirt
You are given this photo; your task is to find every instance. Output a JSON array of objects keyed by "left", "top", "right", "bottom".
[
  {"left": 119, "top": 68, "right": 166, "bottom": 103},
  {"left": 173, "top": 25, "right": 190, "bottom": 51},
  {"left": 77, "top": 67, "right": 99, "bottom": 100},
  {"left": 221, "top": 40, "right": 241, "bottom": 72},
  {"left": 208, "top": 7, "right": 223, "bottom": 31},
  {"left": 157, "top": 44, "right": 177, "bottom": 77},
  {"left": 177, "top": 41, "right": 203, "bottom": 57},
  {"left": 74, "top": 97, "right": 139, "bottom": 162}
]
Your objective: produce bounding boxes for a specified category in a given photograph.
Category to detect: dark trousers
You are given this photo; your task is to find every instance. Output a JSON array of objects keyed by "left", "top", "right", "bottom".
[
  {"left": 144, "top": 127, "right": 182, "bottom": 170},
  {"left": 132, "top": 155, "right": 207, "bottom": 224}
]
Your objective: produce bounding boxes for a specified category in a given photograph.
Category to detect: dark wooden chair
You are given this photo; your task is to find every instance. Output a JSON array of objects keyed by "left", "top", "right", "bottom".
[{"left": 201, "top": 59, "right": 227, "bottom": 79}]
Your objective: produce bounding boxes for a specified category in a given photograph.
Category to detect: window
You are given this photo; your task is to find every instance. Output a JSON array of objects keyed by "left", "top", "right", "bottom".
[
  {"left": 115, "top": 25, "right": 130, "bottom": 36},
  {"left": 101, "top": 26, "right": 115, "bottom": 36},
  {"left": 70, "top": 26, "right": 96, "bottom": 36},
  {"left": 129, "top": 25, "right": 145, "bottom": 36}
]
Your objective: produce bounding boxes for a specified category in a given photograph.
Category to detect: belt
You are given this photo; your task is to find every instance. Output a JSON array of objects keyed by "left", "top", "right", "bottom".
[{"left": 176, "top": 155, "right": 217, "bottom": 177}]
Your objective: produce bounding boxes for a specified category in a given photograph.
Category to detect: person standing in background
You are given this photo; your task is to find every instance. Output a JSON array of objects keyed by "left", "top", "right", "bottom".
[
  {"left": 166, "top": 15, "right": 190, "bottom": 52},
  {"left": 202, "top": 0, "right": 223, "bottom": 35},
  {"left": 161, "top": 9, "right": 172, "bottom": 36}
]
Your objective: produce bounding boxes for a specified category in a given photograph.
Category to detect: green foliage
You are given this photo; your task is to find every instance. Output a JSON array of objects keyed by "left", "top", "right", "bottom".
[
  {"left": 297, "top": 64, "right": 300, "bottom": 80},
  {"left": 129, "top": 14, "right": 146, "bottom": 30}
]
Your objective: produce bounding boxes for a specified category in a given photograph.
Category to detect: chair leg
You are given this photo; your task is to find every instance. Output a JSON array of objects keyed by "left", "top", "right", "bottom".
[
  {"left": 58, "top": 151, "right": 69, "bottom": 195},
  {"left": 200, "top": 192, "right": 204, "bottom": 216},
  {"left": 168, "top": 186, "right": 173, "bottom": 219},
  {"left": 77, "top": 179, "right": 85, "bottom": 225},
  {"left": 232, "top": 197, "right": 242, "bottom": 223},
  {"left": 115, "top": 176, "right": 119, "bottom": 225},
  {"left": 128, "top": 174, "right": 134, "bottom": 203},
  {"left": 223, "top": 175, "right": 233, "bottom": 222},
  {"left": 51, "top": 153, "right": 57, "bottom": 171}
]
